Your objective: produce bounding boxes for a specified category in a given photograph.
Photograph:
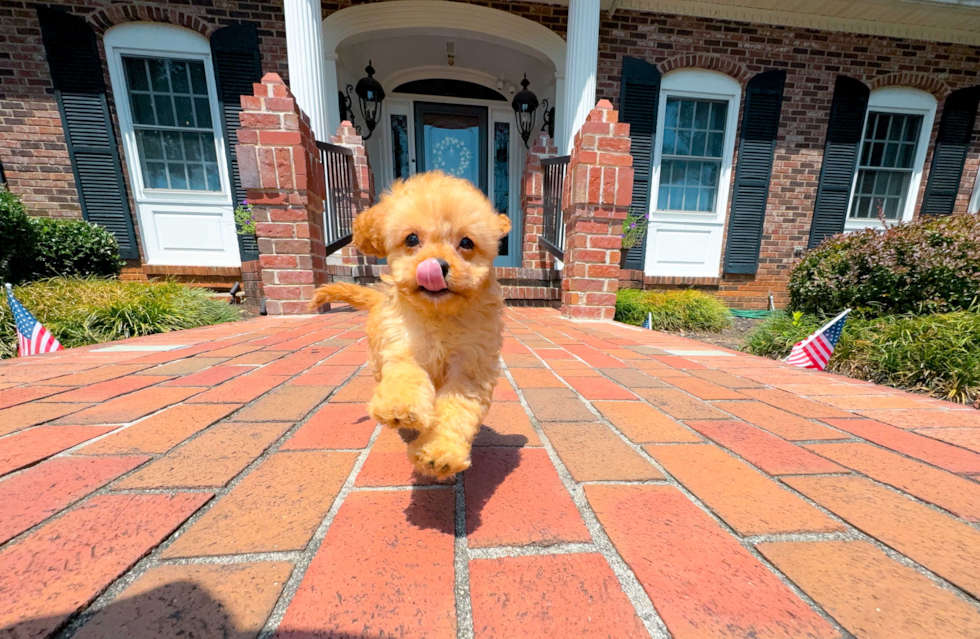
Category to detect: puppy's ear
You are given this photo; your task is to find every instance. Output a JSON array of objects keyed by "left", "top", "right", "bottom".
[
  {"left": 352, "top": 201, "right": 388, "bottom": 258},
  {"left": 496, "top": 213, "right": 512, "bottom": 239}
]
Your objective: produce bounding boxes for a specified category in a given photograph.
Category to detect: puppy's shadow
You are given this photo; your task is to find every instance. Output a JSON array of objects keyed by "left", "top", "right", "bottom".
[{"left": 404, "top": 425, "right": 527, "bottom": 537}]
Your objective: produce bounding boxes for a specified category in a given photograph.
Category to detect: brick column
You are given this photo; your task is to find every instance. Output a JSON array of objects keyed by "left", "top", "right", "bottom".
[
  {"left": 237, "top": 73, "right": 328, "bottom": 315},
  {"left": 331, "top": 121, "right": 376, "bottom": 268},
  {"left": 560, "top": 99, "right": 633, "bottom": 321},
  {"left": 521, "top": 132, "right": 558, "bottom": 270}
]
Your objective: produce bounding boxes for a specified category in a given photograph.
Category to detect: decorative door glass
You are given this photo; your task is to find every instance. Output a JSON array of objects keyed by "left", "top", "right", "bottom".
[{"left": 415, "top": 102, "right": 487, "bottom": 192}]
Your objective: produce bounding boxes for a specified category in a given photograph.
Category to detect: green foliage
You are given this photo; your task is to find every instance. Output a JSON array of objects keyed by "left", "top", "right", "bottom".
[
  {"left": 0, "top": 187, "right": 123, "bottom": 283},
  {"left": 620, "top": 209, "right": 648, "bottom": 251},
  {"left": 744, "top": 310, "right": 980, "bottom": 404},
  {"left": 616, "top": 288, "right": 732, "bottom": 332},
  {"left": 789, "top": 213, "right": 980, "bottom": 317},
  {"left": 30, "top": 218, "right": 122, "bottom": 279},
  {"left": 0, "top": 186, "right": 36, "bottom": 284},
  {"left": 235, "top": 200, "right": 256, "bottom": 236},
  {"left": 0, "top": 278, "right": 240, "bottom": 359}
]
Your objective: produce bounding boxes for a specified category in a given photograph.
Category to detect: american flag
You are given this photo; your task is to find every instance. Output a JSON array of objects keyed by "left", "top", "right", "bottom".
[
  {"left": 5, "top": 283, "right": 63, "bottom": 357},
  {"left": 785, "top": 309, "right": 849, "bottom": 370}
]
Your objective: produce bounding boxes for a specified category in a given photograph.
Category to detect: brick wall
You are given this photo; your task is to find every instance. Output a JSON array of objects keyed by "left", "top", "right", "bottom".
[
  {"left": 0, "top": 0, "right": 287, "bottom": 224},
  {"left": 597, "top": 9, "right": 980, "bottom": 307}
]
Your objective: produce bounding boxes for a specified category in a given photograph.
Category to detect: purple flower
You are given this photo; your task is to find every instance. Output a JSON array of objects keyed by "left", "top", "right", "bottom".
[{"left": 630, "top": 222, "right": 636, "bottom": 229}]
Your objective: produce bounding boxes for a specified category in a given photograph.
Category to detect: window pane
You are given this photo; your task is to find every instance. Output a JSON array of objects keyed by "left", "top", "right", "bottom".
[
  {"left": 707, "top": 132, "right": 724, "bottom": 158},
  {"left": 662, "top": 129, "right": 676, "bottom": 155},
  {"left": 189, "top": 62, "right": 208, "bottom": 95},
  {"left": 710, "top": 103, "right": 727, "bottom": 130},
  {"left": 148, "top": 60, "right": 170, "bottom": 92},
  {"left": 187, "top": 164, "right": 206, "bottom": 191},
  {"left": 664, "top": 99, "right": 679, "bottom": 128},
  {"left": 195, "top": 98, "right": 212, "bottom": 129},
  {"left": 694, "top": 102, "right": 710, "bottom": 129},
  {"left": 168, "top": 163, "right": 187, "bottom": 190},
  {"left": 202, "top": 134, "right": 217, "bottom": 162},
  {"left": 131, "top": 94, "right": 156, "bottom": 125},
  {"left": 205, "top": 164, "right": 221, "bottom": 191},
  {"left": 675, "top": 129, "right": 691, "bottom": 155},
  {"left": 163, "top": 131, "right": 184, "bottom": 161},
  {"left": 692, "top": 131, "right": 707, "bottom": 157},
  {"left": 136, "top": 131, "right": 163, "bottom": 160},
  {"left": 184, "top": 133, "right": 203, "bottom": 162},
  {"left": 171, "top": 61, "right": 190, "bottom": 94},
  {"left": 154, "top": 95, "right": 175, "bottom": 127},
  {"left": 493, "top": 122, "right": 510, "bottom": 255},
  {"left": 174, "top": 96, "right": 195, "bottom": 127},
  {"left": 124, "top": 58, "right": 149, "bottom": 91},
  {"left": 390, "top": 114, "right": 410, "bottom": 179},
  {"left": 146, "top": 162, "right": 168, "bottom": 188},
  {"left": 679, "top": 101, "right": 695, "bottom": 128}
]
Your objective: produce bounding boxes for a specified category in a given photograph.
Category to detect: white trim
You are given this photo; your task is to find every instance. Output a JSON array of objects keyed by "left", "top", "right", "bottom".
[
  {"left": 645, "top": 68, "right": 741, "bottom": 278},
  {"left": 104, "top": 23, "right": 240, "bottom": 267},
  {"left": 321, "top": 0, "right": 565, "bottom": 132},
  {"left": 844, "top": 86, "right": 937, "bottom": 231},
  {"left": 970, "top": 162, "right": 980, "bottom": 214}
]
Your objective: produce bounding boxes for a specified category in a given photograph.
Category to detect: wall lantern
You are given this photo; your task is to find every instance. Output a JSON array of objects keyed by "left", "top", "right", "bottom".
[
  {"left": 511, "top": 74, "right": 539, "bottom": 148},
  {"left": 340, "top": 61, "right": 386, "bottom": 140}
]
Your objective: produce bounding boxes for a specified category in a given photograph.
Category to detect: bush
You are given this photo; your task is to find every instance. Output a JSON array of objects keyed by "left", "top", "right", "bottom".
[
  {"left": 744, "top": 310, "right": 980, "bottom": 404},
  {"left": 789, "top": 213, "right": 980, "bottom": 317},
  {"left": 616, "top": 289, "right": 732, "bottom": 332},
  {"left": 29, "top": 218, "right": 122, "bottom": 280},
  {"left": 0, "top": 278, "right": 240, "bottom": 359},
  {"left": 0, "top": 186, "right": 36, "bottom": 284}
]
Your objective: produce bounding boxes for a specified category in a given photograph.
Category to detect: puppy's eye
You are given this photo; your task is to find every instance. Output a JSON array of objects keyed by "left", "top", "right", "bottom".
[
  {"left": 405, "top": 234, "right": 420, "bottom": 247},
  {"left": 459, "top": 237, "right": 474, "bottom": 250}
]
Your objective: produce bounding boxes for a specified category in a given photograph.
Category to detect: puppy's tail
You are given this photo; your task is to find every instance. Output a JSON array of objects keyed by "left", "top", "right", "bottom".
[{"left": 309, "top": 282, "right": 384, "bottom": 311}]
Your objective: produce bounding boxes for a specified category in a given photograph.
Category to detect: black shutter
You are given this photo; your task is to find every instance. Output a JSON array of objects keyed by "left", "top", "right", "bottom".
[
  {"left": 807, "top": 76, "right": 869, "bottom": 249},
  {"left": 618, "top": 56, "right": 661, "bottom": 271},
  {"left": 211, "top": 22, "right": 263, "bottom": 261},
  {"left": 724, "top": 70, "right": 786, "bottom": 274},
  {"left": 38, "top": 7, "right": 138, "bottom": 259},
  {"left": 920, "top": 86, "right": 980, "bottom": 217}
]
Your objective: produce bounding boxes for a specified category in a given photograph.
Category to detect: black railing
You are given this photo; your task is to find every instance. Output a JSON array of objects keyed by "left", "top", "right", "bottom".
[
  {"left": 317, "top": 140, "right": 356, "bottom": 256},
  {"left": 540, "top": 155, "right": 570, "bottom": 262}
]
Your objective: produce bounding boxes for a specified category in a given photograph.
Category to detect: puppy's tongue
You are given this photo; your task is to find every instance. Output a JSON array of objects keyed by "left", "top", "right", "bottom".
[{"left": 417, "top": 257, "right": 447, "bottom": 292}]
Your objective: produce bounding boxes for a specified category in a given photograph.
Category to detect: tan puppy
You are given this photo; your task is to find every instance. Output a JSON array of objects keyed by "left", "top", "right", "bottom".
[{"left": 311, "top": 171, "right": 510, "bottom": 479}]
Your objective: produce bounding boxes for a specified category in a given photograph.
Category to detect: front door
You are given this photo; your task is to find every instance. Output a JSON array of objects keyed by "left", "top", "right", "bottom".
[{"left": 412, "top": 101, "right": 518, "bottom": 266}]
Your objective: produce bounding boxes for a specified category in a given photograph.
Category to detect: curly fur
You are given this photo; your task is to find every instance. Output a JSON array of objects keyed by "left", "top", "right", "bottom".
[{"left": 311, "top": 172, "right": 510, "bottom": 479}]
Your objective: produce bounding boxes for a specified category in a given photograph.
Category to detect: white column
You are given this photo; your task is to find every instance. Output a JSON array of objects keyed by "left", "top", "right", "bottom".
[
  {"left": 284, "top": 0, "right": 329, "bottom": 141},
  {"left": 324, "top": 53, "right": 341, "bottom": 134},
  {"left": 560, "top": 0, "right": 600, "bottom": 154}
]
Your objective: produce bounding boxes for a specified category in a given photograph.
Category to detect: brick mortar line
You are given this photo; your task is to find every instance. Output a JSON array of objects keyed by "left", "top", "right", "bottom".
[
  {"left": 468, "top": 542, "right": 597, "bottom": 560},
  {"left": 506, "top": 322, "right": 856, "bottom": 637},
  {"left": 453, "top": 473, "right": 475, "bottom": 639},
  {"left": 499, "top": 361, "right": 673, "bottom": 639},
  {"left": 2, "top": 335, "right": 369, "bottom": 552},
  {"left": 48, "top": 336, "right": 373, "bottom": 638},
  {"left": 156, "top": 550, "right": 305, "bottom": 565},
  {"left": 515, "top": 318, "right": 980, "bottom": 616}
]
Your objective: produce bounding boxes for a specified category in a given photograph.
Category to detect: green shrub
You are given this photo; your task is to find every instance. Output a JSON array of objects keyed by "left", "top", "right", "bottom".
[
  {"left": 0, "top": 278, "right": 240, "bottom": 359},
  {"left": 744, "top": 310, "right": 980, "bottom": 404},
  {"left": 789, "top": 213, "right": 980, "bottom": 317},
  {"left": 0, "top": 186, "right": 37, "bottom": 284},
  {"left": 29, "top": 217, "right": 122, "bottom": 279},
  {"left": 616, "top": 288, "right": 732, "bottom": 332}
]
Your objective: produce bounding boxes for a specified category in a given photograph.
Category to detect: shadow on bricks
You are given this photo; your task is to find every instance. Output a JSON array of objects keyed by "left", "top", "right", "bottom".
[{"left": 2, "top": 580, "right": 395, "bottom": 639}]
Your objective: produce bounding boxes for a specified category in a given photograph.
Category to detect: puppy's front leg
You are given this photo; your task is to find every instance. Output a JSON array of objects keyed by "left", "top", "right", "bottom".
[
  {"left": 370, "top": 359, "right": 435, "bottom": 432},
  {"left": 410, "top": 387, "right": 486, "bottom": 479}
]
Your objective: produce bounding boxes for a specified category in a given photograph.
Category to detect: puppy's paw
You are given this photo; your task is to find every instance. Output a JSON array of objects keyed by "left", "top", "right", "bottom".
[
  {"left": 369, "top": 384, "right": 432, "bottom": 431},
  {"left": 410, "top": 435, "right": 471, "bottom": 479}
]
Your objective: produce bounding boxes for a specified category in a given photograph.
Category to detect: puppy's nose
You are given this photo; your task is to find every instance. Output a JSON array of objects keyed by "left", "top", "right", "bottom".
[{"left": 436, "top": 259, "right": 449, "bottom": 278}]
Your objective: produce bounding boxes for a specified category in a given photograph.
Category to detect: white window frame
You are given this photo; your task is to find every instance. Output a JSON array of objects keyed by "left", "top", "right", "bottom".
[
  {"left": 104, "top": 23, "right": 231, "bottom": 205},
  {"left": 845, "top": 86, "right": 937, "bottom": 231},
  {"left": 649, "top": 69, "right": 741, "bottom": 223}
]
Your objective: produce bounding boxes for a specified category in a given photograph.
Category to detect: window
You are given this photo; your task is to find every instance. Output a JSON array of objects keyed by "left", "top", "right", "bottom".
[
  {"left": 846, "top": 87, "right": 936, "bottom": 227},
  {"left": 658, "top": 98, "right": 727, "bottom": 212},
  {"left": 390, "top": 114, "right": 410, "bottom": 180},
  {"left": 650, "top": 69, "right": 740, "bottom": 219},
  {"left": 122, "top": 56, "right": 221, "bottom": 191}
]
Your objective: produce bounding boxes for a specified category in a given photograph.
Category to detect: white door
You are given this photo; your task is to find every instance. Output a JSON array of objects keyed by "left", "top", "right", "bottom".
[
  {"left": 105, "top": 24, "right": 241, "bottom": 267},
  {"left": 646, "top": 70, "right": 741, "bottom": 278}
]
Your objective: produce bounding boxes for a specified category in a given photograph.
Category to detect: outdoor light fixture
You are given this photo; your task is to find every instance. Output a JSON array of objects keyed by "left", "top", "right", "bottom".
[
  {"left": 511, "top": 74, "right": 539, "bottom": 148},
  {"left": 341, "top": 61, "right": 386, "bottom": 140}
]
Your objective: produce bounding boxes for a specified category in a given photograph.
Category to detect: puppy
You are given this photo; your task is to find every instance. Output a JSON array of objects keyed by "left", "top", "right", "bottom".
[{"left": 311, "top": 171, "right": 510, "bottom": 479}]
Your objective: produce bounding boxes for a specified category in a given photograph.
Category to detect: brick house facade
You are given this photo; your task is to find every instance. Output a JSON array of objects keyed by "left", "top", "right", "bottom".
[{"left": 2, "top": 0, "right": 979, "bottom": 308}]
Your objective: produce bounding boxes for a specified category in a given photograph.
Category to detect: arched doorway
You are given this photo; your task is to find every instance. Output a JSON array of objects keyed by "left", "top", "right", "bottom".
[{"left": 322, "top": 1, "right": 566, "bottom": 266}]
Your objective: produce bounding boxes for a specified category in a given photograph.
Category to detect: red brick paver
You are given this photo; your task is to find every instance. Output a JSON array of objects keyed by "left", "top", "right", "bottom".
[{"left": 2, "top": 306, "right": 978, "bottom": 638}]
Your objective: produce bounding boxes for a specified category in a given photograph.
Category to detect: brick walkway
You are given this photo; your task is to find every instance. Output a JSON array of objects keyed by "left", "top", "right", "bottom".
[{"left": 2, "top": 307, "right": 980, "bottom": 639}]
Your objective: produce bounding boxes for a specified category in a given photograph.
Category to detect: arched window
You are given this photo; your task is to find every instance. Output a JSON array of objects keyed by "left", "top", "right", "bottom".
[{"left": 846, "top": 87, "right": 937, "bottom": 228}]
